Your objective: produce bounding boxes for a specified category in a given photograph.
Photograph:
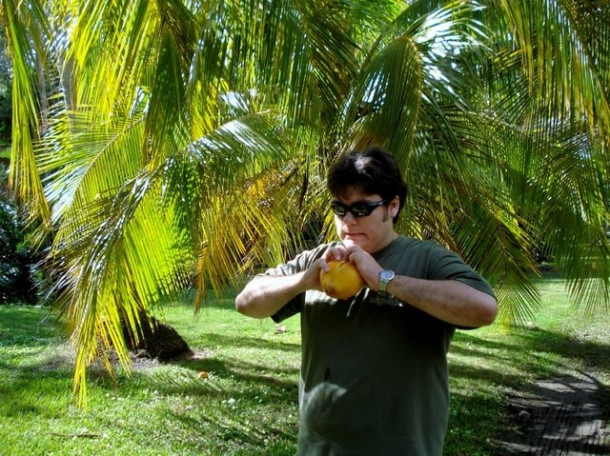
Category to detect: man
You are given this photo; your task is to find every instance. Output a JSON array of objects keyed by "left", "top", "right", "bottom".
[{"left": 235, "top": 146, "right": 497, "bottom": 455}]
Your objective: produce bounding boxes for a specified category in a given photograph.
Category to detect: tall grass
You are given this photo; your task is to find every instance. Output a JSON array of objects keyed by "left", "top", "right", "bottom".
[{"left": 0, "top": 278, "right": 608, "bottom": 455}]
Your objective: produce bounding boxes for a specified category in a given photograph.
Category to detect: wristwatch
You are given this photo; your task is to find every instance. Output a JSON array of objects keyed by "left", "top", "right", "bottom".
[{"left": 378, "top": 269, "right": 395, "bottom": 295}]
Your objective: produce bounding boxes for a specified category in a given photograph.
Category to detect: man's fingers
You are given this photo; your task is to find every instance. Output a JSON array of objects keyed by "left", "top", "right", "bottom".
[
  {"left": 324, "top": 246, "right": 346, "bottom": 262},
  {"left": 319, "top": 258, "right": 331, "bottom": 272}
]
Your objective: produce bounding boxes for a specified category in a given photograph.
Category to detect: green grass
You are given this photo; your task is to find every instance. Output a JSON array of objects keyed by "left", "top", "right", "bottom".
[{"left": 0, "top": 278, "right": 608, "bottom": 455}]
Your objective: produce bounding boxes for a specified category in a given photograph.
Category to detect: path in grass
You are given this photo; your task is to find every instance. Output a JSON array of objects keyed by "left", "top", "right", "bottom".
[
  {"left": 491, "top": 277, "right": 610, "bottom": 455},
  {"left": 500, "top": 373, "right": 609, "bottom": 455}
]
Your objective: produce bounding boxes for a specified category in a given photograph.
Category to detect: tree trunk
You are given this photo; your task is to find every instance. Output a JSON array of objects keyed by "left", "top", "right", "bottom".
[{"left": 122, "top": 311, "right": 193, "bottom": 361}]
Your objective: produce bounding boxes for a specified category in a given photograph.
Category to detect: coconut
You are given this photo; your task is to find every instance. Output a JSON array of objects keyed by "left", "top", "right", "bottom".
[{"left": 319, "top": 260, "right": 364, "bottom": 299}]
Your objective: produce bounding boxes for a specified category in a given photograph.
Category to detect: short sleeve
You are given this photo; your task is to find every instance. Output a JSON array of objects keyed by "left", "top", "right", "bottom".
[
  {"left": 264, "top": 244, "right": 330, "bottom": 322},
  {"left": 426, "top": 242, "right": 495, "bottom": 298}
]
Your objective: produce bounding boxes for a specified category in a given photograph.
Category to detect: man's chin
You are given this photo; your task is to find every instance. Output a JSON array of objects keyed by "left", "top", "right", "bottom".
[{"left": 342, "top": 236, "right": 366, "bottom": 247}]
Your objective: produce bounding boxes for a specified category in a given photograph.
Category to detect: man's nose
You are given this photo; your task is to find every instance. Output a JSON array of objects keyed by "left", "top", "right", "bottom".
[{"left": 342, "top": 211, "right": 357, "bottom": 225}]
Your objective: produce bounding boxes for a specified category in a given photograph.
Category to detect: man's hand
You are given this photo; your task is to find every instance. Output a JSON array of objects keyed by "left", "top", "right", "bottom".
[
  {"left": 236, "top": 254, "right": 334, "bottom": 318},
  {"left": 341, "top": 243, "right": 384, "bottom": 291}
]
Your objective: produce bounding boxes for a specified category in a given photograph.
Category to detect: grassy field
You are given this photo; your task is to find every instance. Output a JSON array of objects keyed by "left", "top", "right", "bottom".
[{"left": 0, "top": 278, "right": 608, "bottom": 455}]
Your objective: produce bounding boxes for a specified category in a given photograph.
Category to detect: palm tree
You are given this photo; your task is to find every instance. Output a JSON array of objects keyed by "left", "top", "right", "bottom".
[
  {"left": 3, "top": 0, "right": 609, "bottom": 406},
  {"left": 480, "top": 0, "right": 610, "bottom": 317}
]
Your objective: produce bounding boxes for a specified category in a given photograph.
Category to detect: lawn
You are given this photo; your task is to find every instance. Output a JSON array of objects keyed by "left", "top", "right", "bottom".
[{"left": 0, "top": 277, "right": 608, "bottom": 455}]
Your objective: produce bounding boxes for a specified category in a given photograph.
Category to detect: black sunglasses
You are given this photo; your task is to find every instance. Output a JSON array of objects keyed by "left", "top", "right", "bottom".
[{"left": 330, "top": 199, "right": 389, "bottom": 218}]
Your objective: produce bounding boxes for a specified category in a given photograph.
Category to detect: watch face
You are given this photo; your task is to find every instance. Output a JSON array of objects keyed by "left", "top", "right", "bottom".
[{"left": 380, "top": 270, "right": 395, "bottom": 282}]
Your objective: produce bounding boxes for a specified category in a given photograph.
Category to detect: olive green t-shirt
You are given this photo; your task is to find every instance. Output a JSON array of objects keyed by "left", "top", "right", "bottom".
[{"left": 267, "top": 236, "right": 495, "bottom": 456}]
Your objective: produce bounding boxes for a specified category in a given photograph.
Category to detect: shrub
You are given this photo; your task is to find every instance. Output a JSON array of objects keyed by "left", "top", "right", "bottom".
[{"left": 0, "top": 164, "right": 42, "bottom": 304}]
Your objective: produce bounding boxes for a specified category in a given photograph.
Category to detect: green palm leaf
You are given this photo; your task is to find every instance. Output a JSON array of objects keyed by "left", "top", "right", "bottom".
[{"left": 4, "top": 0, "right": 51, "bottom": 228}]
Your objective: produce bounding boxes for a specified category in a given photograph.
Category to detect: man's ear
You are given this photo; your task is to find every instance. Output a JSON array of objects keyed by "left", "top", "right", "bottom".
[{"left": 389, "top": 196, "right": 400, "bottom": 218}]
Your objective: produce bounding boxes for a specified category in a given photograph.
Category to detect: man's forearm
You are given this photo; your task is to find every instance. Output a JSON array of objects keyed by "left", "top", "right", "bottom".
[
  {"left": 235, "top": 273, "right": 308, "bottom": 319},
  {"left": 386, "top": 276, "right": 497, "bottom": 328}
]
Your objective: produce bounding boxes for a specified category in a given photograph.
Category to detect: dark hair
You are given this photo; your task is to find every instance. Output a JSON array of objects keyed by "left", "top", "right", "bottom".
[{"left": 327, "top": 146, "right": 408, "bottom": 223}]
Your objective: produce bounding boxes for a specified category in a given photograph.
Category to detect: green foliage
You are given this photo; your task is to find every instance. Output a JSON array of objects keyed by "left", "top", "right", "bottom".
[
  {"left": 0, "top": 164, "right": 41, "bottom": 303},
  {"left": 0, "top": 28, "right": 11, "bottom": 146}
]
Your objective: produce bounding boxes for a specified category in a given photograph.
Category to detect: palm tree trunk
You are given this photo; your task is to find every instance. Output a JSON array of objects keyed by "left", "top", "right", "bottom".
[{"left": 122, "top": 311, "right": 193, "bottom": 361}]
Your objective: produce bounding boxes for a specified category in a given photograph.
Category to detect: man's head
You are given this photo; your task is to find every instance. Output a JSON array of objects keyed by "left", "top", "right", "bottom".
[{"left": 327, "top": 146, "right": 408, "bottom": 224}]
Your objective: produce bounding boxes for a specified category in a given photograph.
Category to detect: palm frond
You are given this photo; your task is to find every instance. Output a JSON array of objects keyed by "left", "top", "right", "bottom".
[
  {"left": 52, "top": 167, "right": 189, "bottom": 408},
  {"left": 4, "top": 0, "right": 51, "bottom": 228},
  {"left": 494, "top": 0, "right": 610, "bottom": 147}
]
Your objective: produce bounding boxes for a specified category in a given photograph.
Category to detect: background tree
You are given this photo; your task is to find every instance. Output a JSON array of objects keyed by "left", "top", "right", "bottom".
[
  {"left": 2, "top": 0, "right": 609, "bottom": 406},
  {"left": 0, "top": 26, "right": 10, "bottom": 148},
  {"left": 0, "top": 21, "right": 42, "bottom": 303},
  {"left": 0, "top": 163, "right": 43, "bottom": 303}
]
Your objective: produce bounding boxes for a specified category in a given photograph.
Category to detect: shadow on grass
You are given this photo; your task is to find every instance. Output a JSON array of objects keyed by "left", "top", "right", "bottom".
[
  {"left": 194, "top": 331, "right": 301, "bottom": 353},
  {"left": 164, "top": 402, "right": 296, "bottom": 455},
  {"left": 128, "top": 355, "right": 300, "bottom": 399},
  {"left": 0, "top": 373, "right": 73, "bottom": 418},
  {"left": 110, "top": 335, "right": 300, "bottom": 455},
  {"left": 0, "top": 304, "right": 59, "bottom": 346},
  {"left": 453, "top": 325, "right": 610, "bottom": 382},
  {"left": 497, "top": 371, "right": 610, "bottom": 455},
  {"left": 1, "top": 316, "right": 300, "bottom": 454},
  {"left": 2, "top": 303, "right": 608, "bottom": 455},
  {"left": 448, "top": 327, "right": 610, "bottom": 455}
]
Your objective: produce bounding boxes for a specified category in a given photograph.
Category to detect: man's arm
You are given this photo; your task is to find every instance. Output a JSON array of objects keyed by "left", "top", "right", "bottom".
[
  {"left": 235, "top": 256, "right": 330, "bottom": 318},
  {"left": 235, "top": 273, "right": 308, "bottom": 318},
  {"left": 385, "top": 276, "right": 497, "bottom": 328},
  {"left": 344, "top": 243, "right": 497, "bottom": 328}
]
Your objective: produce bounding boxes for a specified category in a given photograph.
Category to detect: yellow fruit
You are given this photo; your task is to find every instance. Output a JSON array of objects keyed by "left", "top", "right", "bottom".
[{"left": 319, "top": 260, "right": 364, "bottom": 300}]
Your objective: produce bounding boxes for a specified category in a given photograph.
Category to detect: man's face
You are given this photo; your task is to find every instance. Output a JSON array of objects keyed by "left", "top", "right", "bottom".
[{"left": 332, "top": 187, "right": 399, "bottom": 254}]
